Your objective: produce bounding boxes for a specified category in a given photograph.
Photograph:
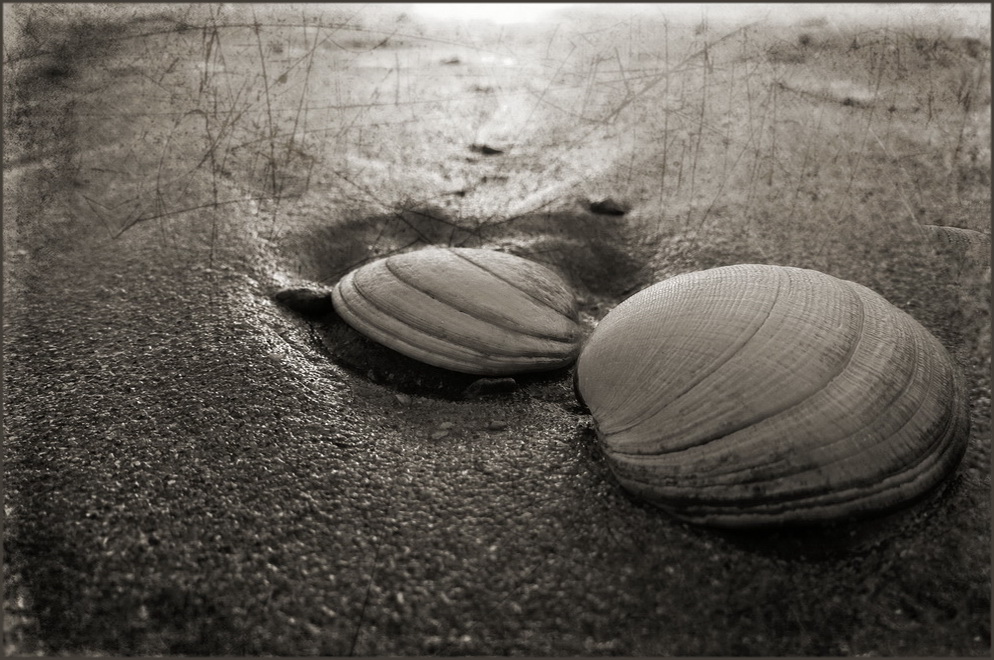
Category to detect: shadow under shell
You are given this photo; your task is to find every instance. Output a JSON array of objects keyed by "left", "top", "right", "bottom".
[
  {"left": 567, "top": 423, "right": 971, "bottom": 561},
  {"left": 283, "top": 297, "right": 576, "bottom": 401},
  {"left": 698, "top": 472, "right": 969, "bottom": 561}
]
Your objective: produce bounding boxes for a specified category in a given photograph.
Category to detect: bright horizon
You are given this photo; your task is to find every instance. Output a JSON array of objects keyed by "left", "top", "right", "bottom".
[{"left": 411, "top": 3, "right": 575, "bottom": 24}]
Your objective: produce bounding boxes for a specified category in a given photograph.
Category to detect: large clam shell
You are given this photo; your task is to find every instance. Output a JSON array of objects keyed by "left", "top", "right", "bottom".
[
  {"left": 332, "top": 247, "right": 581, "bottom": 376},
  {"left": 575, "top": 264, "right": 970, "bottom": 528}
]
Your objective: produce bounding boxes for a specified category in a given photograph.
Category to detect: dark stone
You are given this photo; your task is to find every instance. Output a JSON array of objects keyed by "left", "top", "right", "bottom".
[{"left": 273, "top": 288, "right": 334, "bottom": 319}]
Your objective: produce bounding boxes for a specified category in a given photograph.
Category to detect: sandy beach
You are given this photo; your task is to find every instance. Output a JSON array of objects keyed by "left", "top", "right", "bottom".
[{"left": 4, "top": 4, "right": 990, "bottom": 655}]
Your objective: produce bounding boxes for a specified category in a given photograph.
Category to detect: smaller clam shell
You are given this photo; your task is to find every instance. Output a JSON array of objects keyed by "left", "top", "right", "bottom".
[
  {"left": 332, "top": 247, "right": 581, "bottom": 376},
  {"left": 575, "top": 264, "right": 970, "bottom": 528}
]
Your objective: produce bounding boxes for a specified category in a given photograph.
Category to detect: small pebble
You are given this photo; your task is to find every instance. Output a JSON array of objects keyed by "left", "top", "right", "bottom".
[
  {"left": 469, "top": 143, "right": 504, "bottom": 155},
  {"left": 430, "top": 430, "right": 449, "bottom": 441},
  {"left": 588, "top": 197, "right": 628, "bottom": 216}
]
